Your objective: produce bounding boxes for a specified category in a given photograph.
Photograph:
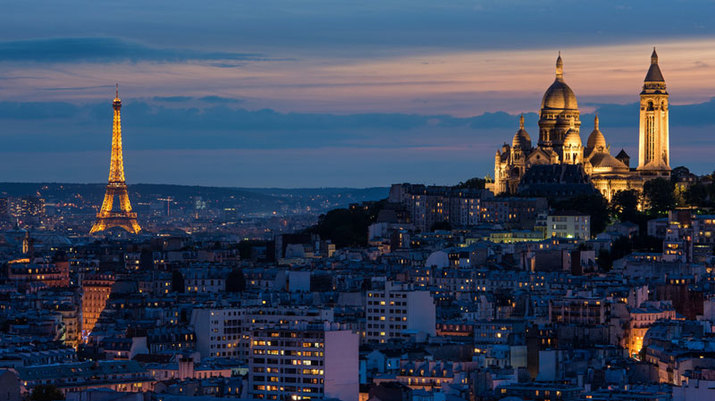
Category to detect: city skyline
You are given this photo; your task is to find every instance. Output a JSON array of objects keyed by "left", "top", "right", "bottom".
[
  {"left": 3, "top": 3, "right": 715, "bottom": 400},
  {"left": 2, "top": 2, "right": 715, "bottom": 186}
]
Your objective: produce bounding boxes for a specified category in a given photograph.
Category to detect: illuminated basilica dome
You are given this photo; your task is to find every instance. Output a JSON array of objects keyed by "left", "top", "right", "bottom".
[
  {"left": 489, "top": 50, "right": 659, "bottom": 200},
  {"left": 540, "top": 54, "right": 579, "bottom": 111}
]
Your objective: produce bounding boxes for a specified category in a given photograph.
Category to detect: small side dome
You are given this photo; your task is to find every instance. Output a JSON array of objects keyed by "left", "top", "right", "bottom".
[
  {"left": 586, "top": 115, "right": 607, "bottom": 151},
  {"left": 564, "top": 128, "right": 581, "bottom": 147},
  {"left": 512, "top": 114, "right": 532, "bottom": 150},
  {"left": 564, "top": 118, "right": 581, "bottom": 147}
]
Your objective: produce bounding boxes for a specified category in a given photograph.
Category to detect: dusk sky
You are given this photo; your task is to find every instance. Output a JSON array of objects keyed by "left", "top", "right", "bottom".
[{"left": 2, "top": 1, "right": 715, "bottom": 187}]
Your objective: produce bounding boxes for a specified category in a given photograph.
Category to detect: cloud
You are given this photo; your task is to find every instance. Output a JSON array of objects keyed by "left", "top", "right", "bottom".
[
  {"left": 43, "top": 85, "right": 116, "bottom": 92},
  {"left": 199, "top": 96, "right": 243, "bottom": 104},
  {"left": 0, "top": 97, "right": 714, "bottom": 185},
  {"left": 0, "top": 101, "right": 80, "bottom": 119},
  {"left": 466, "top": 111, "right": 538, "bottom": 130},
  {"left": 583, "top": 98, "right": 715, "bottom": 128},
  {"left": 0, "top": 37, "right": 264, "bottom": 64},
  {"left": 3, "top": 2, "right": 715, "bottom": 65},
  {"left": 153, "top": 96, "right": 193, "bottom": 103},
  {"left": 0, "top": 97, "right": 713, "bottom": 157},
  {"left": 151, "top": 96, "right": 243, "bottom": 104},
  {"left": 671, "top": 98, "right": 715, "bottom": 127},
  {"left": 0, "top": 147, "right": 492, "bottom": 188}
]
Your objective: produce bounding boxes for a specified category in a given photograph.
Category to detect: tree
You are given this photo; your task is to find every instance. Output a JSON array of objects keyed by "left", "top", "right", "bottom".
[
  {"left": 171, "top": 270, "right": 185, "bottom": 293},
  {"left": 643, "top": 178, "right": 676, "bottom": 213},
  {"left": 226, "top": 268, "right": 246, "bottom": 292},
  {"left": 237, "top": 240, "right": 270, "bottom": 261},
  {"left": 30, "top": 385, "right": 65, "bottom": 401},
  {"left": 310, "top": 208, "right": 369, "bottom": 248},
  {"left": 596, "top": 249, "right": 613, "bottom": 272},
  {"left": 455, "top": 177, "right": 486, "bottom": 190},
  {"left": 553, "top": 193, "right": 610, "bottom": 234},
  {"left": 302, "top": 199, "right": 388, "bottom": 248},
  {"left": 611, "top": 236, "right": 633, "bottom": 260},
  {"left": 139, "top": 248, "right": 154, "bottom": 271},
  {"left": 684, "top": 183, "right": 709, "bottom": 207},
  {"left": 430, "top": 221, "right": 452, "bottom": 231},
  {"left": 633, "top": 235, "right": 663, "bottom": 253},
  {"left": 610, "top": 190, "right": 640, "bottom": 222},
  {"left": 310, "top": 273, "right": 333, "bottom": 292}
]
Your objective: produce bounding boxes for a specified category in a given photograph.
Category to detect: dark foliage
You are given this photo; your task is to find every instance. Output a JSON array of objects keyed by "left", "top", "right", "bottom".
[
  {"left": 596, "top": 249, "right": 613, "bottom": 272},
  {"left": 313, "top": 209, "right": 369, "bottom": 248},
  {"left": 552, "top": 193, "right": 609, "bottom": 234},
  {"left": 684, "top": 183, "right": 709, "bottom": 206},
  {"left": 30, "top": 385, "right": 65, "bottom": 401},
  {"left": 226, "top": 268, "right": 246, "bottom": 293},
  {"left": 139, "top": 248, "right": 154, "bottom": 271},
  {"left": 609, "top": 190, "right": 640, "bottom": 223},
  {"left": 171, "top": 270, "right": 185, "bottom": 293},
  {"left": 632, "top": 235, "right": 663, "bottom": 253},
  {"left": 305, "top": 199, "right": 386, "bottom": 248},
  {"left": 237, "top": 240, "right": 266, "bottom": 260},
  {"left": 310, "top": 274, "right": 334, "bottom": 292},
  {"left": 455, "top": 177, "right": 486, "bottom": 190},
  {"left": 611, "top": 236, "right": 633, "bottom": 260},
  {"left": 430, "top": 221, "right": 452, "bottom": 231},
  {"left": 598, "top": 232, "right": 662, "bottom": 273},
  {"left": 643, "top": 178, "right": 676, "bottom": 213}
]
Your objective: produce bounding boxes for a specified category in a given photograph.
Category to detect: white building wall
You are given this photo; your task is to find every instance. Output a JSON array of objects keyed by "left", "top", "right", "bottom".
[
  {"left": 366, "top": 283, "right": 436, "bottom": 342},
  {"left": 324, "top": 330, "right": 359, "bottom": 401},
  {"left": 190, "top": 307, "right": 247, "bottom": 360},
  {"left": 673, "top": 379, "right": 715, "bottom": 401},
  {"left": 406, "top": 291, "right": 436, "bottom": 337},
  {"left": 191, "top": 309, "right": 211, "bottom": 358},
  {"left": 547, "top": 215, "right": 590, "bottom": 239}
]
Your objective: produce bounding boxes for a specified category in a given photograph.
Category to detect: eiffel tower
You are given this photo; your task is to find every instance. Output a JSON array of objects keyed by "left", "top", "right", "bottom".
[{"left": 90, "top": 85, "right": 141, "bottom": 234}]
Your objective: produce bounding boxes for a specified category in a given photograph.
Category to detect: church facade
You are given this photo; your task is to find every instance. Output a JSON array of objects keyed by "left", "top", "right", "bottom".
[{"left": 488, "top": 50, "right": 671, "bottom": 201}]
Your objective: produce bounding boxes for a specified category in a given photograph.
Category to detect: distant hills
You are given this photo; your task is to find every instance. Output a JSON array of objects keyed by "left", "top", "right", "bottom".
[{"left": 0, "top": 183, "right": 389, "bottom": 214}]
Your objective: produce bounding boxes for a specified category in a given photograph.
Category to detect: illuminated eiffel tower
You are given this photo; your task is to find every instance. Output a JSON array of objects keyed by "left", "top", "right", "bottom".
[{"left": 90, "top": 85, "right": 141, "bottom": 234}]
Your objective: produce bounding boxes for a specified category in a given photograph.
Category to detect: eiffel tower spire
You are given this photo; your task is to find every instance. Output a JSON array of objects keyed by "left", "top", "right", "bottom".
[{"left": 90, "top": 85, "right": 141, "bottom": 234}]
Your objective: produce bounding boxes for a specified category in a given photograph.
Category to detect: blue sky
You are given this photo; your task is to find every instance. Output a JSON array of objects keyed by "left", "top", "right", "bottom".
[{"left": 1, "top": 1, "right": 715, "bottom": 187}]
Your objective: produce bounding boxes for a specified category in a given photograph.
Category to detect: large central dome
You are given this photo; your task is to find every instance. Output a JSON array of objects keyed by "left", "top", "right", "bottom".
[
  {"left": 541, "top": 80, "right": 578, "bottom": 110},
  {"left": 540, "top": 54, "right": 578, "bottom": 111}
]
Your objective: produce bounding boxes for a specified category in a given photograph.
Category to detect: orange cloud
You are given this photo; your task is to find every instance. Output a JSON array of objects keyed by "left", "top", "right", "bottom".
[{"left": 2, "top": 38, "right": 715, "bottom": 116}]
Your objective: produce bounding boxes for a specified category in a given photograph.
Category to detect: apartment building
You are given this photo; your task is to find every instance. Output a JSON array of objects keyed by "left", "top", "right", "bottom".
[
  {"left": 366, "top": 281, "right": 436, "bottom": 343},
  {"left": 191, "top": 306, "right": 335, "bottom": 362},
  {"left": 248, "top": 322, "right": 358, "bottom": 401}
]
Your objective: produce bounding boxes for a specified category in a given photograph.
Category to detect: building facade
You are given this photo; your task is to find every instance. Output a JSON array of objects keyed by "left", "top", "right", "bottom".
[
  {"left": 546, "top": 212, "right": 590, "bottom": 239},
  {"left": 191, "top": 306, "right": 335, "bottom": 362},
  {"left": 81, "top": 274, "right": 115, "bottom": 338},
  {"left": 388, "top": 184, "right": 491, "bottom": 232},
  {"left": 248, "top": 323, "right": 359, "bottom": 401},
  {"left": 366, "top": 281, "right": 436, "bottom": 343}
]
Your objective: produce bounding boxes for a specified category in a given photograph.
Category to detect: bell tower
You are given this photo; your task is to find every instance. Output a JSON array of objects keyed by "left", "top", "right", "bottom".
[{"left": 637, "top": 48, "right": 671, "bottom": 177}]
